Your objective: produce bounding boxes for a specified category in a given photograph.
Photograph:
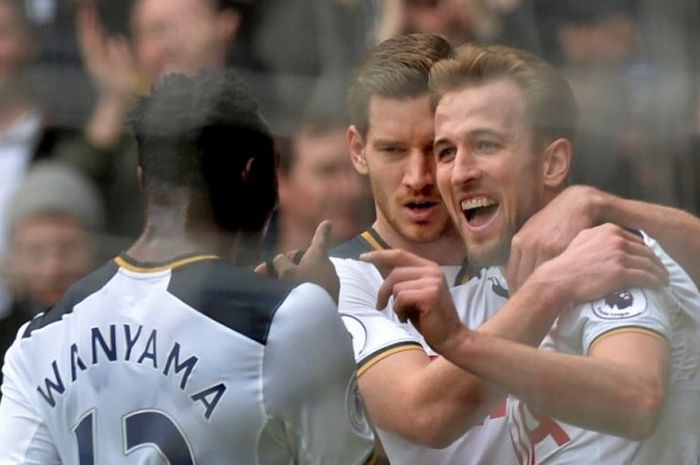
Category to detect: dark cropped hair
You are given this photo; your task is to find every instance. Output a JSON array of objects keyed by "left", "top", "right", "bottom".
[
  {"left": 348, "top": 33, "right": 453, "bottom": 136},
  {"left": 129, "top": 70, "right": 277, "bottom": 233}
]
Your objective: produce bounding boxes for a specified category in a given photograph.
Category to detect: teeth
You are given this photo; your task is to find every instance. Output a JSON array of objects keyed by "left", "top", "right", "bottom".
[{"left": 461, "top": 197, "right": 497, "bottom": 211}]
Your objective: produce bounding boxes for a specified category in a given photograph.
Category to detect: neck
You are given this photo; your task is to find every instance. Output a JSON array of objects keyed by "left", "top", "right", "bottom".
[
  {"left": 372, "top": 220, "right": 465, "bottom": 265},
  {"left": 127, "top": 194, "right": 245, "bottom": 264}
]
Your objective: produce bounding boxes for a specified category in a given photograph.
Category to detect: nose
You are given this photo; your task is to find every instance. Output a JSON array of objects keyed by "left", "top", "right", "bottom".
[
  {"left": 403, "top": 150, "right": 434, "bottom": 192},
  {"left": 35, "top": 247, "right": 65, "bottom": 283},
  {"left": 451, "top": 147, "right": 482, "bottom": 187}
]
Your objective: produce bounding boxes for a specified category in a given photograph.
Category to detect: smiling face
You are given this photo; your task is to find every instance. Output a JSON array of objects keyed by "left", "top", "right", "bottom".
[
  {"left": 434, "top": 78, "right": 547, "bottom": 267},
  {"left": 348, "top": 93, "right": 454, "bottom": 248}
]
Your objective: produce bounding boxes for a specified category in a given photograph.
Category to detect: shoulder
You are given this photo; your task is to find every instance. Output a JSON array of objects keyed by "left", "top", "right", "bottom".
[
  {"left": 559, "top": 286, "right": 673, "bottom": 356},
  {"left": 330, "top": 235, "right": 376, "bottom": 259},
  {"left": 268, "top": 283, "right": 340, "bottom": 338},
  {"left": 643, "top": 232, "right": 700, "bottom": 305},
  {"left": 330, "top": 228, "right": 390, "bottom": 260},
  {"left": 22, "top": 260, "right": 120, "bottom": 339},
  {"left": 168, "top": 259, "right": 301, "bottom": 345}
]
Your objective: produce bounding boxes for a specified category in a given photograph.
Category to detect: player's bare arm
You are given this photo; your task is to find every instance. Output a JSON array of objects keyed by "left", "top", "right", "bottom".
[
  {"left": 379, "top": 223, "right": 669, "bottom": 440},
  {"left": 356, "top": 223, "right": 666, "bottom": 446},
  {"left": 355, "top": 250, "right": 505, "bottom": 447},
  {"left": 507, "top": 184, "right": 698, "bottom": 291},
  {"left": 443, "top": 326, "right": 668, "bottom": 440},
  {"left": 596, "top": 188, "right": 700, "bottom": 290}
]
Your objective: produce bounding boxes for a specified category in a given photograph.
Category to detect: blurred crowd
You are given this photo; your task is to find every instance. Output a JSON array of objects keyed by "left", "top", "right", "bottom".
[{"left": 1, "top": 0, "right": 700, "bottom": 369}]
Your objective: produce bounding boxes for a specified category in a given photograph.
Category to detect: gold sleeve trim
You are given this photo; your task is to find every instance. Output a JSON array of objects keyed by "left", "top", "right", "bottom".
[
  {"left": 588, "top": 326, "right": 667, "bottom": 353},
  {"left": 357, "top": 343, "right": 424, "bottom": 377}
]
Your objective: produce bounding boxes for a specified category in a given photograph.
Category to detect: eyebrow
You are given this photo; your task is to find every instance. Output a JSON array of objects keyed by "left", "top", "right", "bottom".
[
  {"left": 371, "top": 139, "right": 405, "bottom": 148},
  {"left": 433, "top": 137, "right": 451, "bottom": 149},
  {"left": 467, "top": 128, "right": 505, "bottom": 139},
  {"left": 434, "top": 127, "right": 505, "bottom": 148}
]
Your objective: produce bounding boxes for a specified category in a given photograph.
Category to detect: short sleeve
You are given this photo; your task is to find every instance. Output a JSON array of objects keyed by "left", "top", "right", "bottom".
[
  {"left": 332, "top": 258, "right": 423, "bottom": 374},
  {"left": 556, "top": 287, "right": 672, "bottom": 355},
  {"left": 261, "top": 283, "right": 374, "bottom": 465}
]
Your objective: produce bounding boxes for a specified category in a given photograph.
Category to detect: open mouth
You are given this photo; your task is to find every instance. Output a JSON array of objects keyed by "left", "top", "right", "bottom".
[
  {"left": 461, "top": 197, "right": 498, "bottom": 227},
  {"left": 406, "top": 200, "right": 437, "bottom": 211},
  {"left": 403, "top": 199, "right": 440, "bottom": 222}
]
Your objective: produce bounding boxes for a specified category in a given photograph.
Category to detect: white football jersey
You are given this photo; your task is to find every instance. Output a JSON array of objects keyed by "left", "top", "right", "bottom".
[
  {"left": 333, "top": 229, "right": 700, "bottom": 465},
  {"left": 506, "top": 234, "right": 700, "bottom": 465},
  {"left": 331, "top": 228, "right": 517, "bottom": 465},
  {"left": 0, "top": 254, "right": 375, "bottom": 465}
]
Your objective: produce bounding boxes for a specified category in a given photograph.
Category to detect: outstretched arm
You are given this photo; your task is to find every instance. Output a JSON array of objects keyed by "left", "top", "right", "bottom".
[
  {"left": 597, "top": 191, "right": 700, "bottom": 288},
  {"left": 389, "top": 224, "right": 669, "bottom": 440},
  {"left": 435, "top": 322, "right": 668, "bottom": 439},
  {"left": 507, "top": 184, "right": 700, "bottom": 291},
  {"left": 358, "top": 224, "right": 667, "bottom": 446}
]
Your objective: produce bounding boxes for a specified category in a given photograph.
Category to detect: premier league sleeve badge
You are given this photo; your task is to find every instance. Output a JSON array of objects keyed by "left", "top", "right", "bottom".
[{"left": 591, "top": 289, "right": 648, "bottom": 320}]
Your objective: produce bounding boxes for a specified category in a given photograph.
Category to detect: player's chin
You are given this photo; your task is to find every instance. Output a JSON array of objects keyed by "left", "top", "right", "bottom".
[
  {"left": 467, "top": 242, "right": 509, "bottom": 269},
  {"left": 405, "top": 223, "right": 445, "bottom": 243}
]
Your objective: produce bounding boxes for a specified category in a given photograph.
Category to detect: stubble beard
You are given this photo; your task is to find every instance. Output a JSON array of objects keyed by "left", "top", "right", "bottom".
[
  {"left": 463, "top": 212, "right": 526, "bottom": 269},
  {"left": 394, "top": 210, "right": 453, "bottom": 244}
]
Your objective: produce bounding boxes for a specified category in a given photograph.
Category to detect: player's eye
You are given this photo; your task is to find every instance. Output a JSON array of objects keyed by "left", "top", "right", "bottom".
[
  {"left": 475, "top": 140, "right": 500, "bottom": 153},
  {"left": 380, "top": 145, "right": 402, "bottom": 154},
  {"left": 435, "top": 146, "right": 456, "bottom": 162}
]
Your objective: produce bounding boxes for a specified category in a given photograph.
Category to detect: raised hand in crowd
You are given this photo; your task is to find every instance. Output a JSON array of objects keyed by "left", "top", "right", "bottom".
[{"left": 77, "top": 1, "right": 139, "bottom": 149}]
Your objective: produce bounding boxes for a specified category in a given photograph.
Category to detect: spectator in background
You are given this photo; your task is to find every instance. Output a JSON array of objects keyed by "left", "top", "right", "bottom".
[
  {"left": 544, "top": 0, "right": 646, "bottom": 201},
  {"left": 0, "top": 0, "right": 41, "bottom": 246},
  {"left": 636, "top": 0, "right": 700, "bottom": 213},
  {"left": 246, "top": 0, "right": 368, "bottom": 129},
  {"left": 268, "top": 100, "right": 372, "bottom": 257},
  {"left": 0, "top": 161, "right": 102, "bottom": 393},
  {"left": 21, "top": 0, "right": 96, "bottom": 128},
  {"left": 57, "top": 0, "right": 242, "bottom": 249},
  {"left": 540, "top": 0, "right": 700, "bottom": 210},
  {"left": 374, "top": 0, "right": 477, "bottom": 46},
  {"left": 373, "top": 0, "right": 542, "bottom": 52},
  {"left": 0, "top": 0, "right": 77, "bottom": 315}
]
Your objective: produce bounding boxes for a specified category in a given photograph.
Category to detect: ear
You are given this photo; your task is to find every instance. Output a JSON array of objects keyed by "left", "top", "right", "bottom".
[
  {"left": 541, "top": 138, "right": 571, "bottom": 189},
  {"left": 217, "top": 9, "right": 241, "bottom": 45},
  {"left": 347, "top": 125, "right": 369, "bottom": 175}
]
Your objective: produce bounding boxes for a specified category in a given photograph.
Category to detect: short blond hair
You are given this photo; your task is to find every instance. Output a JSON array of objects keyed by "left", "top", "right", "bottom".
[{"left": 430, "top": 43, "right": 578, "bottom": 146}]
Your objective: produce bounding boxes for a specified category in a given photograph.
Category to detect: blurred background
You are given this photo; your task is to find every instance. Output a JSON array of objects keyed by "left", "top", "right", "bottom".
[{"left": 1, "top": 0, "right": 700, "bottom": 361}]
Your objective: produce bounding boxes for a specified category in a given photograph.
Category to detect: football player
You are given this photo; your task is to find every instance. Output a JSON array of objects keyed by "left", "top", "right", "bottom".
[{"left": 0, "top": 71, "right": 375, "bottom": 464}]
